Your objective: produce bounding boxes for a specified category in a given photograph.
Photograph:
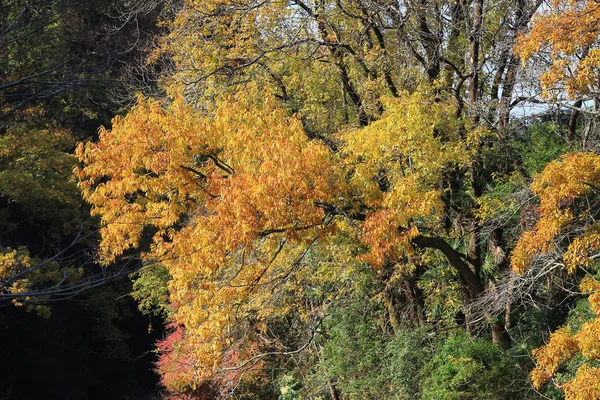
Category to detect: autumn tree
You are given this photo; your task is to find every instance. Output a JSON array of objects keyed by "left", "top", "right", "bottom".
[
  {"left": 77, "top": 0, "right": 563, "bottom": 397},
  {"left": 515, "top": 0, "right": 600, "bottom": 146},
  {"left": 0, "top": 1, "right": 170, "bottom": 398},
  {"left": 76, "top": 87, "right": 352, "bottom": 393},
  {"left": 508, "top": 152, "right": 600, "bottom": 399},
  {"left": 0, "top": 0, "right": 162, "bottom": 127},
  {"left": 511, "top": 2, "right": 600, "bottom": 397}
]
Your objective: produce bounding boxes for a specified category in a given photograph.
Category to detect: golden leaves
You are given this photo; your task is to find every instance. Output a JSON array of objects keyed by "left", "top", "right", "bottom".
[
  {"left": 531, "top": 318, "right": 600, "bottom": 399},
  {"left": 512, "top": 152, "right": 600, "bottom": 394},
  {"left": 343, "top": 88, "right": 481, "bottom": 264},
  {"left": 77, "top": 86, "right": 344, "bottom": 386},
  {"left": 512, "top": 152, "right": 600, "bottom": 274},
  {"left": 515, "top": 0, "right": 600, "bottom": 98},
  {"left": 530, "top": 327, "right": 578, "bottom": 389},
  {"left": 359, "top": 209, "right": 419, "bottom": 268},
  {"left": 562, "top": 366, "right": 600, "bottom": 400}
]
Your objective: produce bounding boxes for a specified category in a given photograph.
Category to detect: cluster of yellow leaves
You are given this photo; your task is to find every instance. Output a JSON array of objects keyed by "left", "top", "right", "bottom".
[
  {"left": 511, "top": 152, "right": 600, "bottom": 398},
  {"left": 359, "top": 210, "right": 419, "bottom": 268},
  {"left": 530, "top": 274, "right": 600, "bottom": 399},
  {"left": 155, "top": 0, "right": 291, "bottom": 100},
  {"left": 0, "top": 124, "right": 79, "bottom": 211},
  {"left": 475, "top": 172, "right": 526, "bottom": 222},
  {"left": 155, "top": 0, "right": 408, "bottom": 129},
  {"left": 78, "top": 64, "right": 493, "bottom": 395},
  {"left": 77, "top": 86, "right": 344, "bottom": 388},
  {"left": 515, "top": 0, "right": 600, "bottom": 98},
  {"left": 512, "top": 152, "right": 600, "bottom": 274},
  {"left": 530, "top": 327, "right": 578, "bottom": 389},
  {"left": 530, "top": 316, "right": 600, "bottom": 399},
  {"left": 0, "top": 247, "right": 32, "bottom": 301},
  {"left": 475, "top": 196, "right": 509, "bottom": 221},
  {"left": 562, "top": 366, "right": 600, "bottom": 400},
  {"left": 343, "top": 89, "right": 487, "bottom": 267},
  {"left": 0, "top": 246, "right": 76, "bottom": 317}
]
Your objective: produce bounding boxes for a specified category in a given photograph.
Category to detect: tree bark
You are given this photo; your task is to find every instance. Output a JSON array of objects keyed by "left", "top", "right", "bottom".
[
  {"left": 413, "top": 234, "right": 511, "bottom": 349},
  {"left": 568, "top": 99, "right": 583, "bottom": 145},
  {"left": 468, "top": 0, "right": 484, "bottom": 122},
  {"left": 328, "top": 379, "right": 342, "bottom": 400}
]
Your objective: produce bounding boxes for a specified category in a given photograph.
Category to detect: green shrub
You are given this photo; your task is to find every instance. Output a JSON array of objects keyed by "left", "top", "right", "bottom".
[{"left": 421, "top": 330, "right": 525, "bottom": 400}]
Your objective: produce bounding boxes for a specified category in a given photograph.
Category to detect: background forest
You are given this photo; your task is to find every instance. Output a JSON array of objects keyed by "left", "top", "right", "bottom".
[{"left": 3, "top": 0, "right": 600, "bottom": 399}]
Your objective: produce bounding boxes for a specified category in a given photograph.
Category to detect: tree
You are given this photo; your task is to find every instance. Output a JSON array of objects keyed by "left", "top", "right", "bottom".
[
  {"left": 512, "top": 3, "right": 600, "bottom": 397},
  {"left": 0, "top": 0, "right": 161, "bottom": 127},
  {"left": 76, "top": 87, "right": 346, "bottom": 392},
  {"left": 0, "top": 0, "right": 170, "bottom": 303},
  {"left": 510, "top": 152, "right": 600, "bottom": 399},
  {"left": 515, "top": 0, "right": 600, "bottom": 146},
  {"left": 515, "top": 0, "right": 600, "bottom": 100},
  {"left": 77, "top": 0, "right": 557, "bottom": 396}
]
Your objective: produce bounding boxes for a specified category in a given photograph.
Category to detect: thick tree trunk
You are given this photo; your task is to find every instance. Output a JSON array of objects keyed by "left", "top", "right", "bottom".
[
  {"left": 488, "top": 227, "right": 514, "bottom": 334},
  {"left": 467, "top": 221, "right": 482, "bottom": 278},
  {"left": 568, "top": 99, "right": 583, "bottom": 145},
  {"left": 404, "top": 273, "right": 426, "bottom": 326},
  {"left": 381, "top": 261, "right": 401, "bottom": 335},
  {"left": 383, "top": 290, "right": 400, "bottom": 335},
  {"left": 413, "top": 234, "right": 512, "bottom": 349},
  {"left": 491, "top": 323, "right": 511, "bottom": 350},
  {"left": 504, "top": 274, "right": 514, "bottom": 331}
]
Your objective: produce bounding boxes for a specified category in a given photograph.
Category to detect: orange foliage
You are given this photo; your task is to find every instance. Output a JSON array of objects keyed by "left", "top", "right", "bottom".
[
  {"left": 76, "top": 86, "right": 343, "bottom": 388},
  {"left": 516, "top": 0, "right": 600, "bottom": 98},
  {"left": 512, "top": 152, "right": 600, "bottom": 274},
  {"left": 77, "top": 82, "right": 490, "bottom": 392},
  {"left": 512, "top": 152, "right": 600, "bottom": 397},
  {"left": 343, "top": 90, "right": 486, "bottom": 267},
  {"left": 562, "top": 366, "right": 600, "bottom": 400},
  {"left": 530, "top": 327, "right": 578, "bottom": 389}
]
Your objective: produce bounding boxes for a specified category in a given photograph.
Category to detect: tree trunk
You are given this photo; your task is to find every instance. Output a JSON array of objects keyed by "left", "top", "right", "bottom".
[
  {"left": 468, "top": 0, "right": 484, "bottom": 122},
  {"left": 568, "top": 99, "right": 583, "bottom": 146},
  {"left": 491, "top": 323, "right": 511, "bottom": 350},
  {"left": 404, "top": 273, "right": 426, "bottom": 326},
  {"left": 328, "top": 379, "right": 342, "bottom": 400},
  {"left": 412, "top": 234, "right": 512, "bottom": 350}
]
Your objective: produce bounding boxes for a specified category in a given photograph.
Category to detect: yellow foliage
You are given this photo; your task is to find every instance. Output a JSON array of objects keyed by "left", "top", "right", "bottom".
[
  {"left": 78, "top": 84, "right": 490, "bottom": 389},
  {"left": 512, "top": 152, "right": 600, "bottom": 274},
  {"left": 77, "top": 86, "right": 345, "bottom": 386},
  {"left": 515, "top": 0, "right": 600, "bottom": 98},
  {"left": 512, "top": 152, "right": 600, "bottom": 394},
  {"left": 581, "top": 277, "right": 600, "bottom": 315},
  {"left": 343, "top": 89, "right": 486, "bottom": 265},
  {"left": 0, "top": 246, "right": 73, "bottom": 317},
  {"left": 562, "top": 366, "right": 600, "bottom": 400},
  {"left": 530, "top": 327, "right": 578, "bottom": 389}
]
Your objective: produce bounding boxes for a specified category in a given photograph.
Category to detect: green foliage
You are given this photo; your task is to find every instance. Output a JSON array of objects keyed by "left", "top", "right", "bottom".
[
  {"left": 566, "top": 298, "right": 596, "bottom": 333},
  {"left": 421, "top": 330, "right": 526, "bottom": 400},
  {"left": 0, "top": 0, "right": 143, "bottom": 127},
  {"left": 508, "top": 308, "right": 548, "bottom": 353},
  {"left": 514, "top": 121, "right": 566, "bottom": 175},
  {"left": 418, "top": 260, "right": 463, "bottom": 325},
  {"left": 476, "top": 172, "right": 528, "bottom": 223},
  {"left": 534, "top": 298, "right": 598, "bottom": 399},
  {"left": 320, "top": 299, "right": 388, "bottom": 400},
  {"left": 0, "top": 123, "right": 78, "bottom": 193},
  {"left": 277, "top": 374, "right": 302, "bottom": 400},
  {"left": 385, "top": 327, "right": 439, "bottom": 399},
  {"left": 131, "top": 264, "right": 172, "bottom": 318}
]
